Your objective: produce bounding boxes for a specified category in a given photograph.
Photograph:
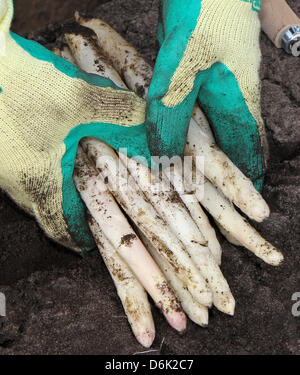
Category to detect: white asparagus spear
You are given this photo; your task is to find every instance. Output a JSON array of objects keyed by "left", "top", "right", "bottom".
[
  {"left": 167, "top": 160, "right": 283, "bottom": 265},
  {"left": 185, "top": 119, "right": 270, "bottom": 222},
  {"left": 52, "top": 45, "right": 78, "bottom": 65},
  {"left": 88, "top": 216, "right": 155, "bottom": 347},
  {"left": 74, "top": 145, "right": 186, "bottom": 332},
  {"left": 137, "top": 230, "right": 209, "bottom": 327},
  {"left": 120, "top": 154, "right": 235, "bottom": 315},
  {"left": 61, "top": 45, "right": 77, "bottom": 65},
  {"left": 182, "top": 200, "right": 222, "bottom": 265},
  {"left": 79, "top": 14, "right": 270, "bottom": 223},
  {"left": 75, "top": 12, "right": 152, "bottom": 98},
  {"left": 192, "top": 103, "right": 215, "bottom": 144},
  {"left": 193, "top": 177, "right": 284, "bottom": 266},
  {"left": 216, "top": 222, "right": 243, "bottom": 247},
  {"left": 202, "top": 180, "right": 283, "bottom": 266},
  {"left": 168, "top": 158, "right": 282, "bottom": 265},
  {"left": 81, "top": 137, "right": 213, "bottom": 307},
  {"left": 64, "top": 31, "right": 127, "bottom": 89},
  {"left": 178, "top": 102, "right": 270, "bottom": 226},
  {"left": 164, "top": 164, "right": 222, "bottom": 265},
  {"left": 172, "top": 110, "right": 268, "bottom": 251}
]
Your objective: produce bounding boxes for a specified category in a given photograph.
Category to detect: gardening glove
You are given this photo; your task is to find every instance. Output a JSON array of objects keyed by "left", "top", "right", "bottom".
[
  {"left": 0, "top": 0, "right": 150, "bottom": 252},
  {"left": 146, "top": 0, "right": 268, "bottom": 191}
]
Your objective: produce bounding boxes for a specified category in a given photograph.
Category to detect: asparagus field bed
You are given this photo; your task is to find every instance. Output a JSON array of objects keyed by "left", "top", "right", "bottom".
[{"left": 48, "top": 15, "right": 284, "bottom": 347}]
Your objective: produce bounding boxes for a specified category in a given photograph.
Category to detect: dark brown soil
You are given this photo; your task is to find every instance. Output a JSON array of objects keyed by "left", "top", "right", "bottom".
[
  {"left": 1, "top": 0, "right": 299, "bottom": 355},
  {"left": 12, "top": 0, "right": 111, "bottom": 35}
]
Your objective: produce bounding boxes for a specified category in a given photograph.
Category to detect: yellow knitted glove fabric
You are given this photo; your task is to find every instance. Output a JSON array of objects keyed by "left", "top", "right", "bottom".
[
  {"left": 0, "top": 0, "right": 146, "bottom": 251},
  {"left": 163, "top": 0, "right": 265, "bottom": 143}
]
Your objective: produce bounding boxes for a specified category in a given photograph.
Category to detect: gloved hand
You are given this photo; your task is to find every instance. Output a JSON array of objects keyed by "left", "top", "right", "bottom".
[
  {"left": 146, "top": 0, "right": 268, "bottom": 191},
  {"left": 0, "top": 0, "right": 150, "bottom": 252}
]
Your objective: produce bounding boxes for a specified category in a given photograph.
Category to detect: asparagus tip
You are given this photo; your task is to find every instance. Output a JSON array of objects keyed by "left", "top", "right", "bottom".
[
  {"left": 75, "top": 10, "right": 91, "bottom": 24},
  {"left": 164, "top": 311, "right": 187, "bottom": 333},
  {"left": 249, "top": 201, "right": 270, "bottom": 223},
  {"left": 264, "top": 249, "right": 284, "bottom": 266},
  {"left": 214, "top": 293, "right": 236, "bottom": 316},
  {"left": 136, "top": 330, "right": 155, "bottom": 348},
  {"left": 74, "top": 10, "right": 81, "bottom": 22},
  {"left": 190, "top": 310, "right": 209, "bottom": 327}
]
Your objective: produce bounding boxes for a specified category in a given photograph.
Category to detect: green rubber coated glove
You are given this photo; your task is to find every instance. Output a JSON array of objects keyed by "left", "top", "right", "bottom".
[
  {"left": 146, "top": 0, "right": 268, "bottom": 191},
  {"left": 0, "top": 0, "right": 150, "bottom": 252}
]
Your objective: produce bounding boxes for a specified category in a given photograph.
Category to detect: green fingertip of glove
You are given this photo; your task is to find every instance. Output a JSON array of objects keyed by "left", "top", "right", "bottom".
[{"left": 146, "top": 75, "right": 201, "bottom": 158}]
